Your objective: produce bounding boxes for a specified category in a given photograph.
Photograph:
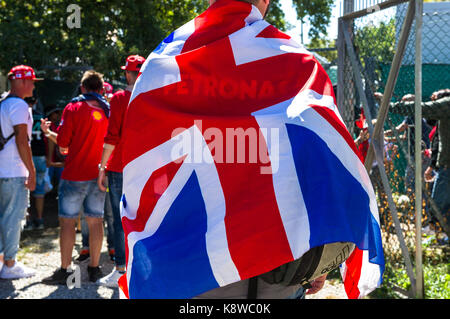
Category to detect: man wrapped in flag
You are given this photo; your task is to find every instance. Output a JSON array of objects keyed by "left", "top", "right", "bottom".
[{"left": 119, "top": 0, "right": 384, "bottom": 299}]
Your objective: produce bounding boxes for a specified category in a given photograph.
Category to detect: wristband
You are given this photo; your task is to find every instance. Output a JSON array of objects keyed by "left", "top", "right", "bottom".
[{"left": 98, "top": 163, "right": 107, "bottom": 172}]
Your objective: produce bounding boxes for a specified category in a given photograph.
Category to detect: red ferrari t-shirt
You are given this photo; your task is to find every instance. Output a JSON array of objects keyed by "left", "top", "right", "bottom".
[
  {"left": 57, "top": 100, "right": 108, "bottom": 181},
  {"left": 104, "top": 89, "right": 131, "bottom": 173}
]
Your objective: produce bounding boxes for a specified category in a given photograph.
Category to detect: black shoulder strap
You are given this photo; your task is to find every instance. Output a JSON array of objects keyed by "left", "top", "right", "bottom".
[
  {"left": 247, "top": 276, "right": 258, "bottom": 299},
  {"left": 0, "top": 94, "right": 21, "bottom": 141}
]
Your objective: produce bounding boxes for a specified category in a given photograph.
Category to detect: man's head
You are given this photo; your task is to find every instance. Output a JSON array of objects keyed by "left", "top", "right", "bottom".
[
  {"left": 80, "top": 70, "right": 104, "bottom": 94},
  {"left": 209, "top": 0, "right": 271, "bottom": 17},
  {"left": 7, "top": 65, "right": 42, "bottom": 99},
  {"left": 121, "top": 55, "right": 145, "bottom": 86}
]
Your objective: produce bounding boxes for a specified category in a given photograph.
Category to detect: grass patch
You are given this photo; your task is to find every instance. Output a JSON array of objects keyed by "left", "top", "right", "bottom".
[{"left": 369, "top": 236, "right": 449, "bottom": 299}]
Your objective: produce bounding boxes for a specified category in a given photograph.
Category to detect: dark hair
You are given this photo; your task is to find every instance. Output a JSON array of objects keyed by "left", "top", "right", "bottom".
[{"left": 81, "top": 70, "right": 104, "bottom": 92}]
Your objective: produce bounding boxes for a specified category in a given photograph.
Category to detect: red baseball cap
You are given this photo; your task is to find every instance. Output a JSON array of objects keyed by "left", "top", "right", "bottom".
[
  {"left": 121, "top": 55, "right": 145, "bottom": 72},
  {"left": 8, "top": 65, "right": 43, "bottom": 81},
  {"left": 103, "top": 82, "right": 114, "bottom": 94}
]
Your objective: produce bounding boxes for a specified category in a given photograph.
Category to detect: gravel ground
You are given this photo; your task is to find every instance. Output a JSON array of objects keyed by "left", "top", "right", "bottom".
[
  {"left": 0, "top": 227, "right": 118, "bottom": 299},
  {"left": 0, "top": 193, "right": 348, "bottom": 300}
]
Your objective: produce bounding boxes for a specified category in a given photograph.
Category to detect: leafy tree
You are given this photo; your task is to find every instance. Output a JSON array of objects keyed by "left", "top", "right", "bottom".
[
  {"left": 265, "top": 0, "right": 291, "bottom": 31},
  {"left": 0, "top": 0, "right": 332, "bottom": 83},
  {"left": 0, "top": 0, "right": 206, "bottom": 82},
  {"left": 353, "top": 18, "right": 396, "bottom": 65},
  {"left": 292, "top": 0, "right": 334, "bottom": 43},
  {"left": 352, "top": 17, "right": 396, "bottom": 89}
]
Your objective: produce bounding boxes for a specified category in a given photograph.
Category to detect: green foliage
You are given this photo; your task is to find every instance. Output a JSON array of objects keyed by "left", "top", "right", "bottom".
[
  {"left": 265, "top": 0, "right": 291, "bottom": 32},
  {"left": 292, "top": 0, "right": 334, "bottom": 42},
  {"left": 0, "top": 0, "right": 335, "bottom": 82},
  {"left": 352, "top": 18, "right": 396, "bottom": 93},
  {"left": 0, "top": 0, "right": 207, "bottom": 82},
  {"left": 354, "top": 18, "right": 396, "bottom": 65},
  {"left": 369, "top": 239, "right": 449, "bottom": 299},
  {"left": 424, "top": 263, "right": 450, "bottom": 299}
]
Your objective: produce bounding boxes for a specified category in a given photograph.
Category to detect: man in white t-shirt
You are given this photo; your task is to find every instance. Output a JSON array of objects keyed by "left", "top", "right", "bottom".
[{"left": 0, "top": 65, "right": 41, "bottom": 279}]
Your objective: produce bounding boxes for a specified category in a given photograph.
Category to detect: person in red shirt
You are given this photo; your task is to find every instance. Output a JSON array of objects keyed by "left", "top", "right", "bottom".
[
  {"left": 96, "top": 55, "right": 145, "bottom": 288},
  {"left": 41, "top": 70, "right": 109, "bottom": 284}
]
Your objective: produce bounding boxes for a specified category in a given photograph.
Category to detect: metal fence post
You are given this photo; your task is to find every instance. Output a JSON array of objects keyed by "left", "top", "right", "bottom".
[
  {"left": 363, "top": 0, "right": 416, "bottom": 172},
  {"left": 337, "top": 20, "right": 345, "bottom": 116},
  {"left": 414, "top": 0, "right": 424, "bottom": 299},
  {"left": 337, "top": 0, "right": 449, "bottom": 299},
  {"left": 341, "top": 16, "right": 417, "bottom": 296}
]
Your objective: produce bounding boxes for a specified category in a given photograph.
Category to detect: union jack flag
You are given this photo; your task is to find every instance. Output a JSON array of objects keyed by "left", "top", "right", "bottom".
[{"left": 118, "top": 0, "right": 384, "bottom": 299}]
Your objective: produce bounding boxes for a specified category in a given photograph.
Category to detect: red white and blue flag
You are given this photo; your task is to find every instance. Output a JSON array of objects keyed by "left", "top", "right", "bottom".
[{"left": 119, "top": 0, "right": 384, "bottom": 299}]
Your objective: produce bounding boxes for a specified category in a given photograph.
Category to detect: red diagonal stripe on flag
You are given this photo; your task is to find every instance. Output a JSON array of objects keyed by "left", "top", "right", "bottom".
[
  {"left": 256, "top": 25, "right": 291, "bottom": 39},
  {"left": 122, "top": 157, "right": 186, "bottom": 268}
]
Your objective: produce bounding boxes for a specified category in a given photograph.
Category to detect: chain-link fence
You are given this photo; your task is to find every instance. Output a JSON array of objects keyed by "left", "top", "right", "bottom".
[{"left": 338, "top": 0, "right": 449, "bottom": 298}]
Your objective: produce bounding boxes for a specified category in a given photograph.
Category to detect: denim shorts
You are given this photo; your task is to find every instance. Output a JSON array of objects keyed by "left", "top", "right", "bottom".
[
  {"left": 32, "top": 156, "right": 53, "bottom": 197},
  {"left": 58, "top": 179, "right": 105, "bottom": 219}
]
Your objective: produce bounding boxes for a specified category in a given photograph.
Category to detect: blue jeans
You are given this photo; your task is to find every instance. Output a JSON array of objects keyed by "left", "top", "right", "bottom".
[
  {"left": 431, "top": 167, "right": 450, "bottom": 233},
  {"left": 81, "top": 190, "right": 114, "bottom": 250},
  {"left": 58, "top": 179, "right": 105, "bottom": 219},
  {"left": 0, "top": 177, "right": 29, "bottom": 260},
  {"left": 108, "top": 171, "right": 126, "bottom": 268}
]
